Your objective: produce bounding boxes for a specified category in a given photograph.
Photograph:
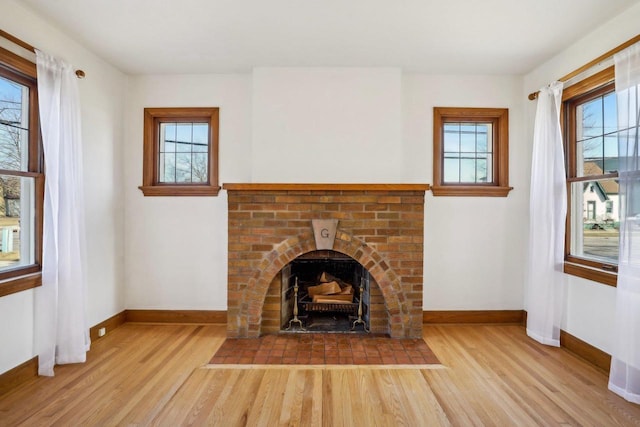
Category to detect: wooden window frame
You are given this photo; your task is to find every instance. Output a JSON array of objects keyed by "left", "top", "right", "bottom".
[
  {"left": 432, "top": 107, "right": 512, "bottom": 197},
  {"left": 139, "top": 107, "right": 220, "bottom": 196},
  {"left": 0, "top": 47, "right": 44, "bottom": 297},
  {"left": 562, "top": 66, "right": 617, "bottom": 287}
]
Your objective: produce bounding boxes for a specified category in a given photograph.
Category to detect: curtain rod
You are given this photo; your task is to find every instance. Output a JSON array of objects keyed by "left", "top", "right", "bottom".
[
  {"left": 527, "top": 33, "right": 640, "bottom": 100},
  {"left": 0, "top": 29, "right": 86, "bottom": 79}
]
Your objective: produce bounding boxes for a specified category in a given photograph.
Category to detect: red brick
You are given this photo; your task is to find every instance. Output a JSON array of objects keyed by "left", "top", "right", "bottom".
[
  {"left": 364, "top": 204, "right": 387, "bottom": 211},
  {"left": 252, "top": 211, "right": 275, "bottom": 219},
  {"left": 377, "top": 196, "right": 401, "bottom": 203},
  {"left": 351, "top": 212, "right": 377, "bottom": 219},
  {"left": 226, "top": 188, "right": 424, "bottom": 338},
  {"left": 376, "top": 212, "right": 400, "bottom": 219},
  {"left": 228, "top": 211, "right": 251, "bottom": 219}
]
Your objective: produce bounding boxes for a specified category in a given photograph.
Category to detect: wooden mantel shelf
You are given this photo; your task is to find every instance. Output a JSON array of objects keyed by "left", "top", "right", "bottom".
[{"left": 222, "top": 183, "right": 430, "bottom": 192}]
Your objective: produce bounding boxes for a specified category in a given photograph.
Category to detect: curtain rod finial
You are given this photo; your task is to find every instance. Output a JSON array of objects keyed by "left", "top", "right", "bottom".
[
  {"left": 528, "top": 91, "right": 539, "bottom": 101},
  {"left": 75, "top": 69, "right": 85, "bottom": 79}
]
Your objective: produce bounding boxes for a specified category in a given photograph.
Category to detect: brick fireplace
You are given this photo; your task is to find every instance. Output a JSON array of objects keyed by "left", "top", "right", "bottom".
[{"left": 224, "top": 183, "right": 429, "bottom": 339}]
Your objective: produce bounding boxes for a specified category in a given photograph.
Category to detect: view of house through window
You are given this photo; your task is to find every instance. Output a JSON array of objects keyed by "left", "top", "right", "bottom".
[
  {"left": 0, "top": 73, "right": 37, "bottom": 275},
  {"left": 568, "top": 84, "right": 620, "bottom": 265}
]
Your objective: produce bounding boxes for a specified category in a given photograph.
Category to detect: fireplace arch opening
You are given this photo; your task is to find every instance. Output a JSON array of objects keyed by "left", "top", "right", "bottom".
[{"left": 280, "top": 250, "right": 371, "bottom": 333}]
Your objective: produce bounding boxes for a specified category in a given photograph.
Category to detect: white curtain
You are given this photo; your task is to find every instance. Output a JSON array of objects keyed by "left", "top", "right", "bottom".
[
  {"left": 608, "top": 43, "right": 640, "bottom": 404},
  {"left": 525, "top": 81, "right": 567, "bottom": 347},
  {"left": 34, "top": 50, "right": 90, "bottom": 376}
]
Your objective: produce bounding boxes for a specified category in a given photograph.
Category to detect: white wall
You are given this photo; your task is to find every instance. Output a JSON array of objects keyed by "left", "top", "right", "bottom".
[
  {"left": 0, "top": 0, "right": 126, "bottom": 374},
  {"left": 403, "top": 75, "right": 527, "bottom": 310},
  {"left": 523, "top": 2, "right": 640, "bottom": 354},
  {"left": 252, "top": 67, "right": 403, "bottom": 182},
  {"left": 123, "top": 74, "right": 251, "bottom": 309}
]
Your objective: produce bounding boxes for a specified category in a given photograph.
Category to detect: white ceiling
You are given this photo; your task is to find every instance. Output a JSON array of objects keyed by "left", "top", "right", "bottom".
[{"left": 21, "top": 0, "right": 640, "bottom": 75}]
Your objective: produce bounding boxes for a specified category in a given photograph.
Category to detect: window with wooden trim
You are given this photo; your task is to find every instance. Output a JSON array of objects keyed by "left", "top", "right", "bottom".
[
  {"left": 432, "top": 107, "right": 512, "bottom": 196},
  {"left": 139, "top": 107, "right": 220, "bottom": 196},
  {"left": 563, "top": 67, "right": 618, "bottom": 286},
  {"left": 0, "top": 47, "right": 44, "bottom": 297}
]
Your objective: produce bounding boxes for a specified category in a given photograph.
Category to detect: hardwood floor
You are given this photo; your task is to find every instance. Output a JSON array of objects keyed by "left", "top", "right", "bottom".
[{"left": 1, "top": 323, "right": 639, "bottom": 426}]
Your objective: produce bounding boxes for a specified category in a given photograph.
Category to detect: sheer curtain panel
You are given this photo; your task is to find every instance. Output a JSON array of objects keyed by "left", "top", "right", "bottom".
[
  {"left": 525, "top": 81, "right": 567, "bottom": 347},
  {"left": 609, "top": 43, "right": 640, "bottom": 404},
  {"left": 34, "top": 50, "right": 90, "bottom": 376}
]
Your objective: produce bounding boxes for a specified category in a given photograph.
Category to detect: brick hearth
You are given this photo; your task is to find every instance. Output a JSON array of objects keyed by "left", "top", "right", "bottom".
[{"left": 224, "top": 183, "right": 429, "bottom": 339}]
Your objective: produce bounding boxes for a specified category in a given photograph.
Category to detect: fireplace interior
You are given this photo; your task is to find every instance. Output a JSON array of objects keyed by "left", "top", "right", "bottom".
[{"left": 281, "top": 250, "right": 370, "bottom": 333}]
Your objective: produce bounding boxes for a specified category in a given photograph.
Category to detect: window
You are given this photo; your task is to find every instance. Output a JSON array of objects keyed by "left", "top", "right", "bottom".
[
  {"left": 432, "top": 107, "right": 512, "bottom": 196},
  {"left": 139, "top": 107, "right": 219, "bottom": 196},
  {"left": 606, "top": 200, "right": 613, "bottom": 214},
  {"left": 0, "top": 47, "right": 43, "bottom": 297},
  {"left": 563, "top": 67, "right": 618, "bottom": 286}
]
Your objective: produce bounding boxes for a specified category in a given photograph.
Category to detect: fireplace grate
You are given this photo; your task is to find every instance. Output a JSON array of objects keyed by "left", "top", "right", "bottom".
[{"left": 300, "top": 300, "right": 359, "bottom": 314}]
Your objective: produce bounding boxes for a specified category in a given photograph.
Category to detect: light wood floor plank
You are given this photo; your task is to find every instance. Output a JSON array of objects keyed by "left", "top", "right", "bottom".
[
  {"left": 1, "top": 323, "right": 640, "bottom": 426},
  {"left": 206, "top": 369, "right": 261, "bottom": 426},
  {"left": 279, "top": 368, "right": 308, "bottom": 426},
  {"left": 309, "top": 369, "right": 323, "bottom": 426},
  {"left": 394, "top": 368, "right": 451, "bottom": 426}
]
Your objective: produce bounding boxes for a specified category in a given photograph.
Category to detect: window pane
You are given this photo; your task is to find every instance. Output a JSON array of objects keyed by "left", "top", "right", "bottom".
[
  {"left": 578, "top": 97, "right": 603, "bottom": 140},
  {"left": 176, "top": 123, "right": 192, "bottom": 143},
  {"left": 0, "top": 76, "right": 27, "bottom": 128},
  {"left": 604, "top": 134, "right": 618, "bottom": 158},
  {"left": 158, "top": 153, "right": 176, "bottom": 183},
  {"left": 443, "top": 123, "right": 459, "bottom": 152},
  {"left": 460, "top": 158, "right": 476, "bottom": 182},
  {"left": 476, "top": 124, "right": 489, "bottom": 152},
  {"left": 0, "top": 123, "right": 28, "bottom": 171},
  {"left": 582, "top": 136, "right": 603, "bottom": 160},
  {"left": 477, "top": 158, "right": 488, "bottom": 182},
  {"left": 159, "top": 123, "right": 175, "bottom": 153},
  {"left": 579, "top": 137, "right": 603, "bottom": 177},
  {"left": 460, "top": 124, "right": 476, "bottom": 153},
  {"left": 570, "top": 179, "right": 619, "bottom": 263},
  {"left": 603, "top": 91, "right": 617, "bottom": 135},
  {"left": 164, "top": 123, "right": 176, "bottom": 139},
  {"left": 579, "top": 136, "right": 619, "bottom": 176},
  {"left": 443, "top": 157, "right": 459, "bottom": 182},
  {"left": 175, "top": 153, "right": 192, "bottom": 183},
  {"left": 176, "top": 140, "right": 192, "bottom": 152},
  {"left": 164, "top": 141, "right": 176, "bottom": 153},
  {"left": 0, "top": 76, "right": 29, "bottom": 172},
  {"left": 192, "top": 153, "right": 208, "bottom": 183},
  {"left": 192, "top": 143, "right": 208, "bottom": 153},
  {"left": 603, "top": 134, "right": 618, "bottom": 173},
  {"left": 192, "top": 124, "right": 208, "bottom": 144},
  {"left": 485, "top": 153, "right": 493, "bottom": 183},
  {"left": 0, "top": 175, "right": 35, "bottom": 272}
]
